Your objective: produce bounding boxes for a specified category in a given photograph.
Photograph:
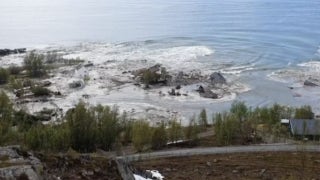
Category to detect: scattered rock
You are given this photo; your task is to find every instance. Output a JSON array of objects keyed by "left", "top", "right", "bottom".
[
  {"left": 82, "top": 94, "right": 90, "bottom": 99},
  {"left": 69, "top": 80, "right": 84, "bottom": 89},
  {"left": 54, "top": 91, "right": 62, "bottom": 96},
  {"left": 232, "top": 170, "right": 239, "bottom": 174},
  {"left": 259, "top": 169, "right": 266, "bottom": 176},
  {"left": 197, "top": 86, "right": 218, "bottom": 99},
  {"left": 304, "top": 78, "right": 320, "bottom": 86},
  {"left": 168, "top": 88, "right": 176, "bottom": 96},
  {"left": 197, "top": 85, "right": 205, "bottom": 93},
  {"left": 209, "top": 72, "right": 226, "bottom": 85},
  {"left": 41, "top": 81, "right": 52, "bottom": 87},
  {"left": 164, "top": 168, "right": 171, "bottom": 172},
  {"left": 206, "top": 162, "right": 212, "bottom": 167},
  {"left": 84, "top": 63, "right": 94, "bottom": 67}
]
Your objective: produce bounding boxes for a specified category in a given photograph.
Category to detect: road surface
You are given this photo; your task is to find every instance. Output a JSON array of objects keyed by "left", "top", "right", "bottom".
[{"left": 118, "top": 144, "right": 320, "bottom": 162}]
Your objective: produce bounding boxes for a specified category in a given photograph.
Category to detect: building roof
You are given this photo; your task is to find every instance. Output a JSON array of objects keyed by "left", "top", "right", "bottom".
[
  {"left": 281, "top": 119, "right": 289, "bottom": 124},
  {"left": 289, "top": 119, "right": 320, "bottom": 136}
]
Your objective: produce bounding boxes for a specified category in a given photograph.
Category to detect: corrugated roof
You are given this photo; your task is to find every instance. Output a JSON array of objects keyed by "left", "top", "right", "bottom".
[{"left": 289, "top": 119, "right": 320, "bottom": 136}]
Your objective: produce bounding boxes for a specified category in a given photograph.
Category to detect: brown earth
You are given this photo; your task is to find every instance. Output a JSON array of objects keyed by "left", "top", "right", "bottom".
[
  {"left": 133, "top": 151, "right": 320, "bottom": 180},
  {"left": 37, "top": 153, "right": 122, "bottom": 180}
]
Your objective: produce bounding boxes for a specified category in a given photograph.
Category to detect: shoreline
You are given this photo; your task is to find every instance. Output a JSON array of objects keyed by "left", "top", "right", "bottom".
[{"left": 1, "top": 43, "right": 320, "bottom": 124}]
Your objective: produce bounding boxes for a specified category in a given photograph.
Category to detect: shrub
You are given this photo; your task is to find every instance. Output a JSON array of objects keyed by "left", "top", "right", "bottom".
[
  {"left": 142, "top": 70, "right": 160, "bottom": 85},
  {"left": 295, "top": 105, "right": 314, "bottom": 119},
  {"left": 167, "top": 120, "right": 183, "bottom": 143},
  {"left": 0, "top": 68, "right": 9, "bottom": 84},
  {"left": 8, "top": 66, "right": 23, "bottom": 75},
  {"left": 24, "top": 52, "right": 47, "bottom": 78},
  {"left": 214, "top": 113, "right": 240, "bottom": 145},
  {"left": 26, "top": 123, "right": 70, "bottom": 151},
  {"left": 31, "top": 86, "right": 51, "bottom": 97},
  {"left": 95, "top": 105, "right": 120, "bottom": 151},
  {"left": 45, "top": 52, "right": 62, "bottom": 64},
  {"left": 132, "top": 120, "right": 152, "bottom": 152},
  {"left": 0, "top": 91, "right": 13, "bottom": 143},
  {"left": 184, "top": 117, "right": 200, "bottom": 146},
  {"left": 151, "top": 123, "right": 167, "bottom": 150},
  {"left": 199, "top": 109, "right": 208, "bottom": 129},
  {"left": 66, "top": 101, "right": 96, "bottom": 153}
]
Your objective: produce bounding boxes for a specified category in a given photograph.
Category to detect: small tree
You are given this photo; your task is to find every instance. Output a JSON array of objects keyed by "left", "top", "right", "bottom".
[
  {"left": 0, "top": 68, "right": 9, "bottom": 84},
  {"left": 151, "top": 123, "right": 167, "bottom": 150},
  {"left": 95, "top": 105, "right": 120, "bottom": 151},
  {"left": 0, "top": 91, "right": 13, "bottom": 144},
  {"left": 214, "top": 113, "right": 240, "bottom": 145},
  {"left": 132, "top": 120, "right": 152, "bottom": 152},
  {"left": 295, "top": 105, "right": 314, "bottom": 119},
  {"left": 199, "top": 109, "right": 208, "bottom": 129},
  {"left": 24, "top": 52, "right": 47, "bottom": 78},
  {"left": 66, "top": 101, "right": 96, "bottom": 153},
  {"left": 185, "top": 117, "right": 200, "bottom": 146},
  {"left": 142, "top": 70, "right": 160, "bottom": 85},
  {"left": 31, "top": 86, "right": 51, "bottom": 97},
  {"left": 230, "top": 101, "right": 248, "bottom": 137},
  {"left": 168, "top": 120, "right": 183, "bottom": 143}
]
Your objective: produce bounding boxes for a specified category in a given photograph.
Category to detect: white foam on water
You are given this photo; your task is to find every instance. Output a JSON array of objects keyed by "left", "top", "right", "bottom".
[
  {"left": 220, "top": 64, "right": 255, "bottom": 75},
  {"left": 268, "top": 61, "right": 320, "bottom": 84},
  {"left": 0, "top": 54, "right": 25, "bottom": 67},
  {"left": 63, "top": 43, "right": 214, "bottom": 71}
]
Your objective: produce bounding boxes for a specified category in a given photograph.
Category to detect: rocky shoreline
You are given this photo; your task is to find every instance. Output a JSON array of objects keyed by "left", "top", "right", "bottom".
[
  {"left": 1, "top": 45, "right": 320, "bottom": 124},
  {"left": 0, "top": 48, "right": 26, "bottom": 57}
]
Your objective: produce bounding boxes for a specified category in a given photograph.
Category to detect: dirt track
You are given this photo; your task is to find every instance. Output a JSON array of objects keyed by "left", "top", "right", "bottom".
[{"left": 134, "top": 151, "right": 320, "bottom": 180}]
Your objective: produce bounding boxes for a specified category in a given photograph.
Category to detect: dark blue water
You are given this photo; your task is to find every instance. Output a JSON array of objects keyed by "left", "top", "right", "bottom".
[{"left": 1, "top": 0, "right": 320, "bottom": 67}]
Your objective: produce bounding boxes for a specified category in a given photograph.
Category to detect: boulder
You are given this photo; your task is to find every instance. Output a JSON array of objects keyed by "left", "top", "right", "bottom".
[
  {"left": 209, "top": 72, "right": 226, "bottom": 85},
  {"left": 69, "top": 80, "right": 84, "bottom": 89},
  {"left": 197, "top": 85, "right": 218, "bottom": 99},
  {"left": 304, "top": 78, "right": 319, "bottom": 87},
  {"left": 168, "top": 88, "right": 176, "bottom": 96}
]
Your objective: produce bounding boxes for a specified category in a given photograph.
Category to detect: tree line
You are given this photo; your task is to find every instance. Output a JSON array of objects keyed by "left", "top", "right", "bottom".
[{"left": 0, "top": 89, "right": 316, "bottom": 153}]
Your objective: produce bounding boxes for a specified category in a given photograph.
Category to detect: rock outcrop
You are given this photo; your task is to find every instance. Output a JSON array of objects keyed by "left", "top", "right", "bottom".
[
  {"left": 209, "top": 72, "right": 226, "bottom": 85},
  {"left": 0, "top": 48, "right": 26, "bottom": 57},
  {"left": 132, "top": 64, "right": 226, "bottom": 99},
  {"left": 304, "top": 78, "right": 320, "bottom": 87},
  {"left": 0, "top": 146, "right": 43, "bottom": 180},
  {"left": 197, "top": 85, "right": 218, "bottom": 99}
]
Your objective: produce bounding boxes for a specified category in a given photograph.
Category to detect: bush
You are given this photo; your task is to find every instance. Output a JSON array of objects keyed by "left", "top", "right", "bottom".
[
  {"left": 214, "top": 113, "right": 240, "bottom": 145},
  {"left": 0, "top": 91, "right": 13, "bottom": 144},
  {"left": 0, "top": 68, "right": 9, "bottom": 84},
  {"left": 66, "top": 101, "right": 96, "bottom": 153},
  {"left": 151, "top": 123, "right": 167, "bottom": 150},
  {"left": 184, "top": 117, "right": 200, "bottom": 146},
  {"left": 199, "top": 109, "right": 208, "bottom": 129},
  {"left": 142, "top": 70, "right": 160, "bottom": 85},
  {"left": 295, "top": 105, "right": 314, "bottom": 119},
  {"left": 8, "top": 66, "right": 23, "bottom": 75},
  {"left": 95, "top": 105, "right": 120, "bottom": 151},
  {"left": 167, "top": 120, "right": 183, "bottom": 143},
  {"left": 26, "top": 123, "right": 70, "bottom": 151},
  {"left": 24, "top": 52, "right": 47, "bottom": 78},
  {"left": 45, "top": 52, "right": 62, "bottom": 64},
  {"left": 31, "top": 86, "right": 51, "bottom": 97},
  {"left": 132, "top": 120, "right": 153, "bottom": 152}
]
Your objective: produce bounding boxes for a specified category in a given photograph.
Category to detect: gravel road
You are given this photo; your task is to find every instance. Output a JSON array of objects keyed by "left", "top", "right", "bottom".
[{"left": 119, "top": 144, "right": 320, "bottom": 162}]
